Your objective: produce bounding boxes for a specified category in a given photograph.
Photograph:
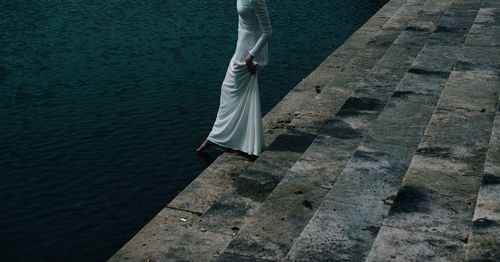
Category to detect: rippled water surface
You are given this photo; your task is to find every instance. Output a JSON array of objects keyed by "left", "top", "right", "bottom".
[{"left": 0, "top": 0, "right": 388, "bottom": 260}]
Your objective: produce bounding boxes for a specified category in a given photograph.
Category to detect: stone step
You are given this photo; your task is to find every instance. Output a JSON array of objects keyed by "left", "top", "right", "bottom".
[
  {"left": 365, "top": 0, "right": 500, "bottom": 261},
  {"left": 158, "top": 0, "right": 401, "bottom": 217},
  {"left": 213, "top": 0, "right": 456, "bottom": 260},
  {"left": 285, "top": 0, "right": 483, "bottom": 260},
  {"left": 208, "top": 0, "right": 432, "bottom": 228},
  {"left": 107, "top": 0, "right": 411, "bottom": 260},
  {"left": 199, "top": 24, "right": 402, "bottom": 253},
  {"left": 464, "top": 103, "right": 500, "bottom": 262},
  {"left": 464, "top": 1, "right": 500, "bottom": 261}
]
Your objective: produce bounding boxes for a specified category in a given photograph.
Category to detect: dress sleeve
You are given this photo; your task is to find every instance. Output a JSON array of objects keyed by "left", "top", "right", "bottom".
[{"left": 248, "top": 0, "right": 272, "bottom": 57}]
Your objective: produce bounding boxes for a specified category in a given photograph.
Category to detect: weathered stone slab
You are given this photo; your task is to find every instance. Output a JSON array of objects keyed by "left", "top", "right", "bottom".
[
  {"left": 475, "top": 8, "right": 500, "bottom": 26},
  {"left": 440, "top": 13, "right": 477, "bottom": 30},
  {"left": 261, "top": 0, "right": 398, "bottom": 142},
  {"left": 482, "top": 0, "right": 500, "bottom": 9},
  {"left": 221, "top": 137, "right": 357, "bottom": 261},
  {"left": 478, "top": 170, "right": 500, "bottom": 214},
  {"left": 237, "top": 132, "right": 309, "bottom": 201},
  {"left": 199, "top": 130, "right": 320, "bottom": 236},
  {"left": 340, "top": 28, "right": 377, "bottom": 48},
  {"left": 438, "top": 70, "right": 500, "bottom": 113},
  {"left": 327, "top": 67, "right": 372, "bottom": 89},
  {"left": 354, "top": 66, "right": 410, "bottom": 99},
  {"left": 375, "top": 44, "right": 422, "bottom": 69},
  {"left": 365, "top": 29, "right": 403, "bottom": 49},
  {"left": 222, "top": 178, "right": 329, "bottom": 260},
  {"left": 455, "top": 46, "right": 500, "bottom": 73},
  {"left": 198, "top": 185, "right": 261, "bottom": 236},
  {"left": 286, "top": 200, "right": 384, "bottom": 262},
  {"left": 393, "top": 26, "right": 435, "bottom": 47},
  {"left": 364, "top": 15, "right": 395, "bottom": 33},
  {"left": 168, "top": 153, "right": 252, "bottom": 214},
  {"left": 261, "top": 23, "right": 380, "bottom": 140},
  {"left": 416, "top": 10, "right": 446, "bottom": 25},
  {"left": 394, "top": 71, "right": 449, "bottom": 105},
  {"left": 236, "top": 169, "right": 284, "bottom": 202},
  {"left": 370, "top": 92, "right": 496, "bottom": 259},
  {"left": 384, "top": 155, "right": 483, "bottom": 240},
  {"left": 288, "top": 55, "right": 379, "bottom": 134},
  {"left": 262, "top": 74, "right": 324, "bottom": 142},
  {"left": 383, "top": 2, "right": 427, "bottom": 30},
  {"left": 484, "top": 113, "right": 500, "bottom": 174},
  {"left": 420, "top": 0, "right": 453, "bottom": 14},
  {"left": 427, "top": 26, "right": 469, "bottom": 46},
  {"left": 329, "top": 97, "right": 385, "bottom": 142},
  {"left": 324, "top": 141, "right": 415, "bottom": 205},
  {"left": 447, "top": 0, "right": 482, "bottom": 13},
  {"left": 216, "top": 253, "right": 270, "bottom": 262},
  {"left": 336, "top": 96, "right": 386, "bottom": 117},
  {"left": 350, "top": 52, "right": 392, "bottom": 72},
  {"left": 466, "top": 173, "right": 500, "bottom": 261},
  {"left": 367, "top": 99, "right": 435, "bottom": 148},
  {"left": 439, "top": 1, "right": 481, "bottom": 28},
  {"left": 283, "top": 136, "right": 358, "bottom": 190},
  {"left": 109, "top": 208, "right": 232, "bottom": 262},
  {"left": 263, "top": 130, "right": 315, "bottom": 155},
  {"left": 417, "top": 107, "right": 493, "bottom": 162},
  {"left": 321, "top": 117, "right": 365, "bottom": 141},
  {"left": 466, "top": 23, "right": 500, "bottom": 46},
  {"left": 409, "top": 45, "right": 460, "bottom": 74},
  {"left": 375, "top": 0, "right": 408, "bottom": 19},
  {"left": 465, "top": 113, "right": 500, "bottom": 261},
  {"left": 367, "top": 226, "right": 465, "bottom": 262},
  {"left": 288, "top": 86, "right": 352, "bottom": 132},
  {"left": 286, "top": 141, "right": 415, "bottom": 261}
]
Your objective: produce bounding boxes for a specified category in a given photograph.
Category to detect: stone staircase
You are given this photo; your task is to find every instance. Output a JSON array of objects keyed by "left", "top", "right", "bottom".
[{"left": 109, "top": 0, "right": 499, "bottom": 261}]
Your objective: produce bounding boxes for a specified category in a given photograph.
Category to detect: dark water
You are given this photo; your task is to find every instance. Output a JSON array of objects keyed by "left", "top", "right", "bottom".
[{"left": 0, "top": 0, "right": 388, "bottom": 261}]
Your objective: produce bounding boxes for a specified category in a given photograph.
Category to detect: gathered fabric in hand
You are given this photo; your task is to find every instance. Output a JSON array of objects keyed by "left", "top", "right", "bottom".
[{"left": 206, "top": 0, "right": 272, "bottom": 156}]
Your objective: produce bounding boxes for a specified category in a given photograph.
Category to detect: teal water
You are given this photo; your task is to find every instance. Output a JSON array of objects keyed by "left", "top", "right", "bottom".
[{"left": 0, "top": 0, "right": 388, "bottom": 261}]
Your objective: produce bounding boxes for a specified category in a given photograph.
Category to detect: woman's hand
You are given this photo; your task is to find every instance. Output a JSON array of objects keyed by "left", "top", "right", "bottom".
[{"left": 245, "top": 54, "right": 258, "bottom": 75}]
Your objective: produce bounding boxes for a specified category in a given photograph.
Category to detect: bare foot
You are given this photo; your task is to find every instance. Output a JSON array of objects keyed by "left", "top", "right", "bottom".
[{"left": 196, "top": 139, "right": 213, "bottom": 152}]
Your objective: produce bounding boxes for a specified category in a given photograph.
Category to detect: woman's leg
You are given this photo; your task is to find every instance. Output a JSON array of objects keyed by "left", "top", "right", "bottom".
[{"left": 195, "top": 138, "right": 213, "bottom": 152}]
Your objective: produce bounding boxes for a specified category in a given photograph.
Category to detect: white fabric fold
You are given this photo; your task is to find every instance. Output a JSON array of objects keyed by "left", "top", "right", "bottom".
[{"left": 207, "top": 0, "right": 271, "bottom": 156}]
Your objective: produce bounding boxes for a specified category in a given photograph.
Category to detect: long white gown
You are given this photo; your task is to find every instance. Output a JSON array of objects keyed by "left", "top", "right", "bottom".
[{"left": 207, "top": 0, "right": 272, "bottom": 156}]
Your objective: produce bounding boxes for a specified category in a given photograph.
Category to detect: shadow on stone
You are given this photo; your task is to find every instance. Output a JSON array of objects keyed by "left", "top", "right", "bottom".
[
  {"left": 416, "top": 147, "right": 452, "bottom": 158},
  {"left": 322, "top": 119, "right": 362, "bottom": 139},
  {"left": 267, "top": 131, "right": 316, "bottom": 153},
  {"left": 236, "top": 169, "right": 277, "bottom": 202},
  {"left": 407, "top": 68, "right": 450, "bottom": 78},
  {"left": 363, "top": 225, "right": 381, "bottom": 237},
  {"left": 389, "top": 185, "right": 430, "bottom": 214},
  {"left": 472, "top": 218, "right": 498, "bottom": 234},
  {"left": 482, "top": 175, "right": 500, "bottom": 185},
  {"left": 391, "top": 90, "right": 415, "bottom": 99},
  {"left": 337, "top": 97, "right": 384, "bottom": 116}
]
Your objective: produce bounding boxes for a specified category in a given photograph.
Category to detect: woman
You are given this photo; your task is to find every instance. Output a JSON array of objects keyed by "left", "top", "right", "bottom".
[{"left": 196, "top": 0, "right": 272, "bottom": 156}]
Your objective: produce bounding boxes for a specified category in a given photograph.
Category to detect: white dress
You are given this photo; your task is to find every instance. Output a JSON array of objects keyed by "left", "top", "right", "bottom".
[{"left": 207, "top": 0, "right": 272, "bottom": 156}]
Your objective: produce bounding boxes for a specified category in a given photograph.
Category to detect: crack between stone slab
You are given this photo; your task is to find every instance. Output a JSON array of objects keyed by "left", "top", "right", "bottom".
[
  {"left": 165, "top": 205, "right": 203, "bottom": 216},
  {"left": 436, "top": 104, "right": 498, "bottom": 114},
  {"left": 381, "top": 224, "right": 470, "bottom": 243},
  {"left": 463, "top": 43, "right": 500, "bottom": 47},
  {"left": 325, "top": 198, "right": 362, "bottom": 208},
  {"left": 222, "top": 252, "right": 275, "bottom": 262}
]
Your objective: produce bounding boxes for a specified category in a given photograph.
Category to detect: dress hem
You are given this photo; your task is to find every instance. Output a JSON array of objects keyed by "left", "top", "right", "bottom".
[{"left": 207, "top": 137, "right": 264, "bottom": 157}]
